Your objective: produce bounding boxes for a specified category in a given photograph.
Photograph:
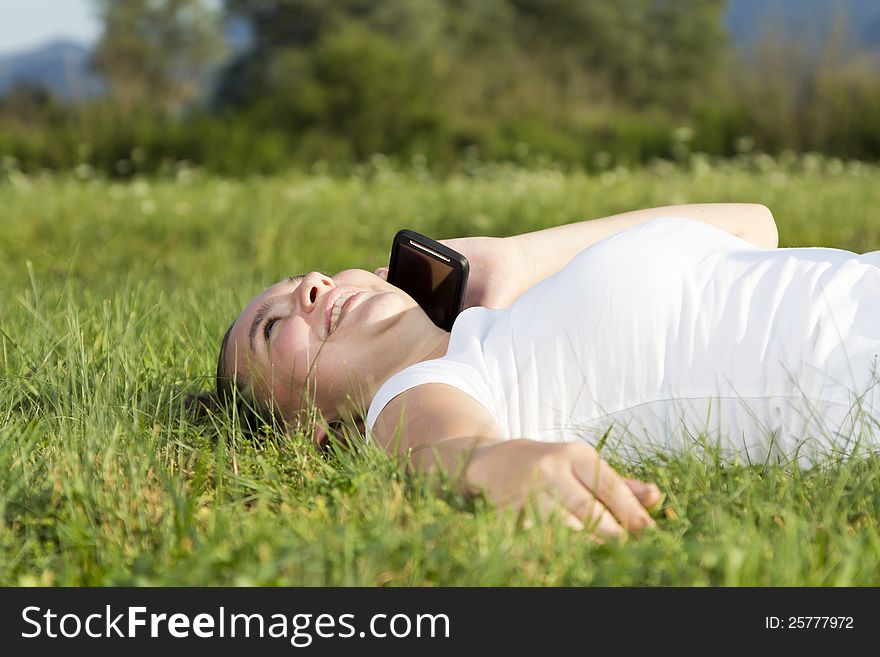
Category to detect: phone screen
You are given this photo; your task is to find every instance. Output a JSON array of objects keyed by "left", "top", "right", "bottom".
[{"left": 394, "top": 241, "right": 459, "bottom": 329}]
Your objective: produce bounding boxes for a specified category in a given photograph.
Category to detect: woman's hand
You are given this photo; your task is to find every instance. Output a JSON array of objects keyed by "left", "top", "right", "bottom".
[
  {"left": 374, "top": 235, "right": 524, "bottom": 310},
  {"left": 462, "top": 438, "right": 661, "bottom": 540}
]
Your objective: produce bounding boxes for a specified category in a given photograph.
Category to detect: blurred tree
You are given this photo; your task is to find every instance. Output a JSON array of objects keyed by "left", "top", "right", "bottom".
[
  {"left": 216, "top": 0, "right": 450, "bottom": 157},
  {"left": 271, "top": 23, "right": 446, "bottom": 157},
  {"left": 731, "top": 8, "right": 880, "bottom": 158},
  {"left": 217, "top": 0, "right": 728, "bottom": 112},
  {"left": 0, "top": 82, "right": 56, "bottom": 119},
  {"left": 91, "top": 0, "right": 225, "bottom": 117},
  {"left": 508, "top": 0, "right": 728, "bottom": 108},
  {"left": 214, "top": 0, "right": 730, "bottom": 160},
  {"left": 216, "top": 0, "right": 448, "bottom": 105}
]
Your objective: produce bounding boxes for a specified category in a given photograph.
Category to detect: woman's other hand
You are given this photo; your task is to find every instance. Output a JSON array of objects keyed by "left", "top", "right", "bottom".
[
  {"left": 463, "top": 438, "right": 661, "bottom": 541},
  {"left": 374, "top": 236, "right": 524, "bottom": 310}
]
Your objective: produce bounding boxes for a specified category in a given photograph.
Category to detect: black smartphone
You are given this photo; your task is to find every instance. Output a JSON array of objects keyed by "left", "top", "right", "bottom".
[{"left": 386, "top": 229, "right": 469, "bottom": 331}]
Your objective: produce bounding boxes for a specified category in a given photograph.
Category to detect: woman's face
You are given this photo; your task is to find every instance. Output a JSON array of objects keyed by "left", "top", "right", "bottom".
[{"left": 223, "top": 269, "right": 426, "bottom": 438}]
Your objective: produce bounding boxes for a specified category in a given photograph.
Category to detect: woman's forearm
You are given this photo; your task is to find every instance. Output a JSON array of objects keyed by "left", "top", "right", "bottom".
[
  {"left": 407, "top": 435, "right": 504, "bottom": 484},
  {"left": 507, "top": 203, "right": 778, "bottom": 298}
]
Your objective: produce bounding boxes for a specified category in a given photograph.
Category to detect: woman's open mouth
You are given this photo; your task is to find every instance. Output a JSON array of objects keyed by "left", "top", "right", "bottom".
[{"left": 328, "top": 290, "right": 360, "bottom": 335}]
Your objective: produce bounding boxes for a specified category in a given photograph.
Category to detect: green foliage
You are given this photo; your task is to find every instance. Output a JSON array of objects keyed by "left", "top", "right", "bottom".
[
  {"left": 507, "top": 0, "right": 728, "bottom": 107},
  {"left": 2, "top": 1, "right": 880, "bottom": 172},
  {"left": 0, "top": 103, "right": 298, "bottom": 176},
  {"left": 2, "top": 161, "right": 880, "bottom": 584},
  {"left": 723, "top": 25, "right": 880, "bottom": 160},
  {"left": 211, "top": 0, "right": 731, "bottom": 164},
  {"left": 263, "top": 23, "right": 447, "bottom": 159}
]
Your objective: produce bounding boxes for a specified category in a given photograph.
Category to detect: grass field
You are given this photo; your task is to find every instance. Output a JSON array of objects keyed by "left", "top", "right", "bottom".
[{"left": 2, "top": 154, "right": 880, "bottom": 586}]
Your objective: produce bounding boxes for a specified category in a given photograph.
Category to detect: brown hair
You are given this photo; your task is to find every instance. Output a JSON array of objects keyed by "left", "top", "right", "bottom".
[
  {"left": 183, "top": 321, "right": 362, "bottom": 447},
  {"left": 214, "top": 320, "right": 280, "bottom": 435}
]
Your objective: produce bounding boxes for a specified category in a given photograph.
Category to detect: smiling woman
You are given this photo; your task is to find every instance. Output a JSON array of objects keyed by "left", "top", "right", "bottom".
[{"left": 196, "top": 202, "right": 880, "bottom": 541}]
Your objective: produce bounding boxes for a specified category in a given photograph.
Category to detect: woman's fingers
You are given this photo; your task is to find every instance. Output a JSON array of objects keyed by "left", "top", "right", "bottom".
[
  {"left": 568, "top": 446, "right": 656, "bottom": 533},
  {"left": 533, "top": 483, "right": 623, "bottom": 540},
  {"left": 532, "top": 492, "right": 586, "bottom": 532},
  {"left": 493, "top": 474, "right": 622, "bottom": 540},
  {"left": 562, "top": 488, "right": 625, "bottom": 539},
  {"left": 462, "top": 440, "right": 660, "bottom": 540},
  {"left": 490, "top": 490, "right": 586, "bottom": 533},
  {"left": 623, "top": 478, "right": 664, "bottom": 511},
  {"left": 374, "top": 266, "right": 389, "bottom": 280},
  {"left": 527, "top": 490, "right": 615, "bottom": 544}
]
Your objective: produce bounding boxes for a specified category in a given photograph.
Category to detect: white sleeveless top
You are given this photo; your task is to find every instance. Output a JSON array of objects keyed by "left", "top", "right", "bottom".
[{"left": 366, "top": 217, "right": 880, "bottom": 467}]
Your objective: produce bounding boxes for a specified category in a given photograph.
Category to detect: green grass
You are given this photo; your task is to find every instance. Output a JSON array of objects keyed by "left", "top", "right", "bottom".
[{"left": 2, "top": 154, "right": 880, "bottom": 585}]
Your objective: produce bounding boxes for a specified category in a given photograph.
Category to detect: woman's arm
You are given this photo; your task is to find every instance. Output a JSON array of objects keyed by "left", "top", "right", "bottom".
[
  {"left": 378, "top": 204, "right": 778, "bottom": 309},
  {"left": 508, "top": 203, "right": 778, "bottom": 301},
  {"left": 371, "top": 383, "right": 661, "bottom": 539}
]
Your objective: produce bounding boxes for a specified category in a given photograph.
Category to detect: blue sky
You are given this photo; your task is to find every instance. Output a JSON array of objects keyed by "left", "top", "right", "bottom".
[{"left": 0, "top": 0, "right": 101, "bottom": 55}]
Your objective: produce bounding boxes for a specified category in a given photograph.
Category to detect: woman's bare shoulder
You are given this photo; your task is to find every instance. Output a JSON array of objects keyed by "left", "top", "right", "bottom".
[{"left": 371, "top": 383, "right": 503, "bottom": 453}]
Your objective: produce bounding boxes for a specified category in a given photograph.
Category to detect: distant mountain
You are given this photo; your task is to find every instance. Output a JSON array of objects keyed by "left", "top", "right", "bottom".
[
  {"left": 0, "top": 40, "right": 104, "bottom": 100},
  {"left": 0, "top": 16, "right": 252, "bottom": 104}
]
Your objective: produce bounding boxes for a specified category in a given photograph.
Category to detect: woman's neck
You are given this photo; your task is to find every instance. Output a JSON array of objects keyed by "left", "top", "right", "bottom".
[
  {"left": 420, "top": 330, "right": 451, "bottom": 362},
  {"left": 315, "top": 320, "right": 452, "bottom": 439},
  {"left": 353, "top": 326, "right": 450, "bottom": 420},
  {"left": 385, "top": 327, "right": 450, "bottom": 380}
]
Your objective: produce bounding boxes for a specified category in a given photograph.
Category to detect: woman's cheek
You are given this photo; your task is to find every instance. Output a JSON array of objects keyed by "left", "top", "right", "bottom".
[{"left": 277, "top": 341, "right": 313, "bottom": 379}]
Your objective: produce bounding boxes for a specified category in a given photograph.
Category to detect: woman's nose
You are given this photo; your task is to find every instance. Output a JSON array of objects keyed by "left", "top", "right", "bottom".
[{"left": 299, "top": 272, "right": 334, "bottom": 310}]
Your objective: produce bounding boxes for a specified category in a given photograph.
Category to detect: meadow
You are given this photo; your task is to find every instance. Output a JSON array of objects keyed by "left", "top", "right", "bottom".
[{"left": 1, "top": 153, "right": 879, "bottom": 585}]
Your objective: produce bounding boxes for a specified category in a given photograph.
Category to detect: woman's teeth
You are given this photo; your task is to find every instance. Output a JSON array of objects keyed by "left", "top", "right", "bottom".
[{"left": 329, "top": 292, "right": 356, "bottom": 334}]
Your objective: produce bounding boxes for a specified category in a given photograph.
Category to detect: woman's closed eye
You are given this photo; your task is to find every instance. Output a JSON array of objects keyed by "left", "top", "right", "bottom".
[{"left": 264, "top": 317, "right": 279, "bottom": 341}]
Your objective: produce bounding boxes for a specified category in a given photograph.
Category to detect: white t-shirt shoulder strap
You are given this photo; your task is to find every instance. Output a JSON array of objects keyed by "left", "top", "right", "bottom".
[{"left": 365, "top": 359, "right": 498, "bottom": 439}]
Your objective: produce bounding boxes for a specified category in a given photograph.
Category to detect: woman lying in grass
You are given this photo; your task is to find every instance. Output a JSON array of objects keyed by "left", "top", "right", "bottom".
[{"left": 210, "top": 203, "right": 880, "bottom": 541}]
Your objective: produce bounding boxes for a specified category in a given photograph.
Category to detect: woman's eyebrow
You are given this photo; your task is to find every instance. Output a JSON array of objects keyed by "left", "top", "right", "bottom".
[{"left": 248, "top": 274, "right": 306, "bottom": 351}]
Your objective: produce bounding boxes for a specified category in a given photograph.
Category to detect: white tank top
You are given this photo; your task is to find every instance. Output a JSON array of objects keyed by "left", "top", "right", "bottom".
[{"left": 366, "top": 217, "right": 880, "bottom": 467}]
